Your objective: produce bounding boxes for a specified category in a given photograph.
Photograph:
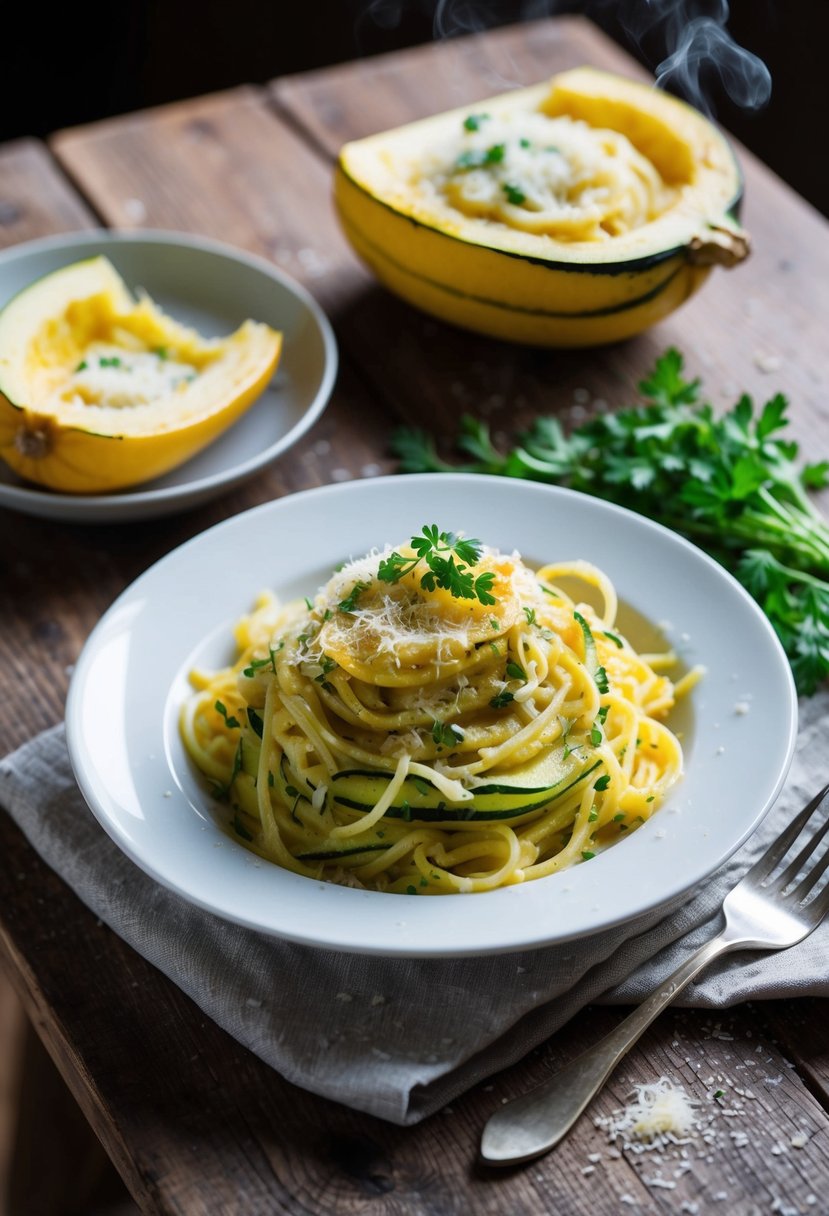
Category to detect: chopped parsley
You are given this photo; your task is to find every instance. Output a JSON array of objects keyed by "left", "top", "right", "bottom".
[
  {"left": 432, "top": 720, "right": 464, "bottom": 748},
  {"left": 489, "top": 689, "right": 514, "bottom": 709},
  {"left": 247, "top": 708, "right": 264, "bottom": 738},
  {"left": 502, "top": 183, "right": 526, "bottom": 205},
  {"left": 314, "top": 655, "right": 337, "bottom": 685},
  {"left": 209, "top": 740, "right": 242, "bottom": 802},
  {"left": 214, "top": 700, "right": 240, "bottom": 729},
  {"left": 505, "top": 660, "right": 526, "bottom": 682},
  {"left": 338, "top": 580, "right": 370, "bottom": 613},
  {"left": 463, "top": 112, "right": 490, "bottom": 131},
  {"left": 595, "top": 665, "right": 610, "bottom": 694},
  {"left": 98, "top": 355, "right": 123, "bottom": 368},
  {"left": 523, "top": 606, "right": 537, "bottom": 625},
  {"left": 594, "top": 774, "right": 611, "bottom": 792},
  {"left": 74, "top": 360, "right": 88, "bottom": 372},
  {"left": 456, "top": 143, "right": 505, "bottom": 171},
  {"left": 581, "top": 850, "right": 596, "bottom": 861},
  {"left": 231, "top": 812, "right": 253, "bottom": 841},
  {"left": 242, "top": 644, "right": 281, "bottom": 677}
]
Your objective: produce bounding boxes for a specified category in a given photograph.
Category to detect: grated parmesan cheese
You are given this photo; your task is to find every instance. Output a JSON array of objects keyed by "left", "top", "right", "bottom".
[
  {"left": 605, "top": 1077, "right": 698, "bottom": 1148},
  {"left": 56, "top": 344, "right": 199, "bottom": 417}
]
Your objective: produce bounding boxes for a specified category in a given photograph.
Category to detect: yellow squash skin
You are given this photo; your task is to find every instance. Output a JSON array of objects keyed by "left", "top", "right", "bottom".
[
  {"left": 0, "top": 257, "right": 282, "bottom": 493},
  {"left": 335, "top": 67, "right": 748, "bottom": 348}
]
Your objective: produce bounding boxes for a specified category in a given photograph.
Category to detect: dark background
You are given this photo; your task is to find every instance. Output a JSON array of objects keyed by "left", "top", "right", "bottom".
[{"left": 4, "top": 0, "right": 827, "bottom": 216}]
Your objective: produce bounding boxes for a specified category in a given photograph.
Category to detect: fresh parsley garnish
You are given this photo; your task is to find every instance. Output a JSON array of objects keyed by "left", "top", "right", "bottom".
[
  {"left": 431, "top": 720, "right": 464, "bottom": 748},
  {"left": 463, "top": 112, "right": 489, "bottom": 131},
  {"left": 378, "top": 525, "right": 496, "bottom": 606},
  {"left": 231, "top": 811, "right": 253, "bottom": 841},
  {"left": 98, "top": 355, "right": 122, "bottom": 368},
  {"left": 314, "top": 655, "right": 337, "bottom": 685},
  {"left": 391, "top": 348, "right": 829, "bottom": 695},
  {"left": 209, "top": 740, "right": 242, "bottom": 802},
  {"left": 338, "top": 580, "right": 370, "bottom": 613},
  {"left": 247, "top": 707, "right": 264, "bottom": 739},
  {"left": 523, "top": 607, "right": 537, "bottom": 625},
  {"left": 242, "top": 644, "right": 280, "bottom": 678},
  {"left": 594, "top": 774, "right": 611, "bottom": 792},
  {"left": 214, "top": 700, "right": 240, "bottom": 729},
  {"left": 502, "top": 183, "right": 526, "bottom": 205},
  {"left": 489, "top": 689, "right": 514, "bottom": 709},
  {"left": 505, "top": 660, "right": 526, "bottom": 682},
  {"left": 595, "top": 666, "right": 610, "bottom": 694},
  {"left": 456, "top": 143, "right": 505, "bottom": 171},
  {"left": 75, "top": 360, "right": 88, "bottom": 372}
]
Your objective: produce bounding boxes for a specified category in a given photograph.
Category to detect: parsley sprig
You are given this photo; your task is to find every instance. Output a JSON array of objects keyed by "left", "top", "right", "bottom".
[
  {"left": 391, "top": 351, "right": 829, "bottom": 695},
  {"left": 378, "top": 524, "right": 497, "bottom": 605}
]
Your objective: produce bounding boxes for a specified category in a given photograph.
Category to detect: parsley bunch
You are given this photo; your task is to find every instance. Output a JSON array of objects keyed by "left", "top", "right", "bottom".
[
  {"left": 378, "top": 524, "right": 497, "bottom": 605},
  {"left": 392, "top": 351, "right": 829, "bottom": 695}
]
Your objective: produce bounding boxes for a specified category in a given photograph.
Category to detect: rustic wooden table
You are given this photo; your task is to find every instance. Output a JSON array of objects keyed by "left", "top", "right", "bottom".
[{"left": 2, "top": 16, "right": 829, "bottom": 1215}]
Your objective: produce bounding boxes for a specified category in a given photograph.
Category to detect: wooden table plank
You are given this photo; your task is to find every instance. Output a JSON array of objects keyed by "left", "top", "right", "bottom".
[
  {"left": 51, "top": 87, "right": 368, "bottom": 320},
  {"left": 0, "top": 138, "right": 97, "bottom": 247},
  {"left": 0, "top": 18, "right": 826, "bottom": 1215}
]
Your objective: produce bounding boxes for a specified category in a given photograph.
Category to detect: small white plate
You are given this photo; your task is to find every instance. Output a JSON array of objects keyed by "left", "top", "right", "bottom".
[
  {"left": 66, "top": 475, "right": 798, "bottom": 957},
  {"left": 0, "top": 231, "right": 337, "bottom": 522}
]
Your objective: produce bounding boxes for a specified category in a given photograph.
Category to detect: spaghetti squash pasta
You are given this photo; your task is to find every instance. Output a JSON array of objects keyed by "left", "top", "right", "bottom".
[
  {"left": 180, "top": 528, "right": 695, "bottom": 895},
  {"left": 417, "top": 111, "right": 675, "bottom": 242}
]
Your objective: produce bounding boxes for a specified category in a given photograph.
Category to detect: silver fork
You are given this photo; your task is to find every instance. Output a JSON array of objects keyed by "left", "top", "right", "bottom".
[{"left": 481, "top": 782, "right": 829, "bottom": 1166}]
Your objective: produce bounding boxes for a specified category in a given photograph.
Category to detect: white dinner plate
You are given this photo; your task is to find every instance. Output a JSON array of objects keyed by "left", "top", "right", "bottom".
[
  {"left": 0, "top": 230, "right": 337, "bottom": 522},
  {"left": 66, "top": 475, "right": 798, "bottom": 957}
]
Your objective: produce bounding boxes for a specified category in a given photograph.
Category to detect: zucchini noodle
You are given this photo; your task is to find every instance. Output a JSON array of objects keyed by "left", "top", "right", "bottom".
[{"left": 180, "top": 539, "right": 698, "bottom": 895}]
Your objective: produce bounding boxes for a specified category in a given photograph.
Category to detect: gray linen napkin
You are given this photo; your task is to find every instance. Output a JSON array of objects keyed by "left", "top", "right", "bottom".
[{"left": 1, "top": 692, "right": 828, "bottom": 1126}]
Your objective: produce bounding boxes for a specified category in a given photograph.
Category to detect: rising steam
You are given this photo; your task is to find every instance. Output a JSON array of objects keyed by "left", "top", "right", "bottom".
[{"left": 355, "top": 0, "right": 772, "bottom": 116}]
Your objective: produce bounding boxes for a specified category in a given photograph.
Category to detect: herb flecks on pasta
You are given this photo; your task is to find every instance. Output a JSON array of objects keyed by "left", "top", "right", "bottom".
[
  {"left": 180, "top": 532, "right": 693, "bottom": 894},
  {"left": 420, "top": 111, "right": 675, "bottom": 242}
]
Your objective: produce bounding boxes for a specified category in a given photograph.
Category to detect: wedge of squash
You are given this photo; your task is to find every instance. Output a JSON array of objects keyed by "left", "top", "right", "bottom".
[
  {"left": 335, "top": 67, "right": 748, "bottom": 347},
  {"left": 0, "top": 256, "right": 282, "bottom": 493}
]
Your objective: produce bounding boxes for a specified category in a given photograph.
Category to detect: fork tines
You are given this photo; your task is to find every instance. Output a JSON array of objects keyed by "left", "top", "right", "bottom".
[{"left": 750, "top": 784, "right": 829, "bottom": 906}]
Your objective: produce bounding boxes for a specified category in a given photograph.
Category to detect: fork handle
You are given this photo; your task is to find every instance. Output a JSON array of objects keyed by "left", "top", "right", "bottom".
[{"left": 480, "top": 928, "right": 741, "bottom": 1165}]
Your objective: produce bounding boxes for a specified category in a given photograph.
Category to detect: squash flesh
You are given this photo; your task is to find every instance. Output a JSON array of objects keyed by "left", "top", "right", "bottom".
[{"left": 0, "top": 257, "right": 282, "bottom": 492}]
